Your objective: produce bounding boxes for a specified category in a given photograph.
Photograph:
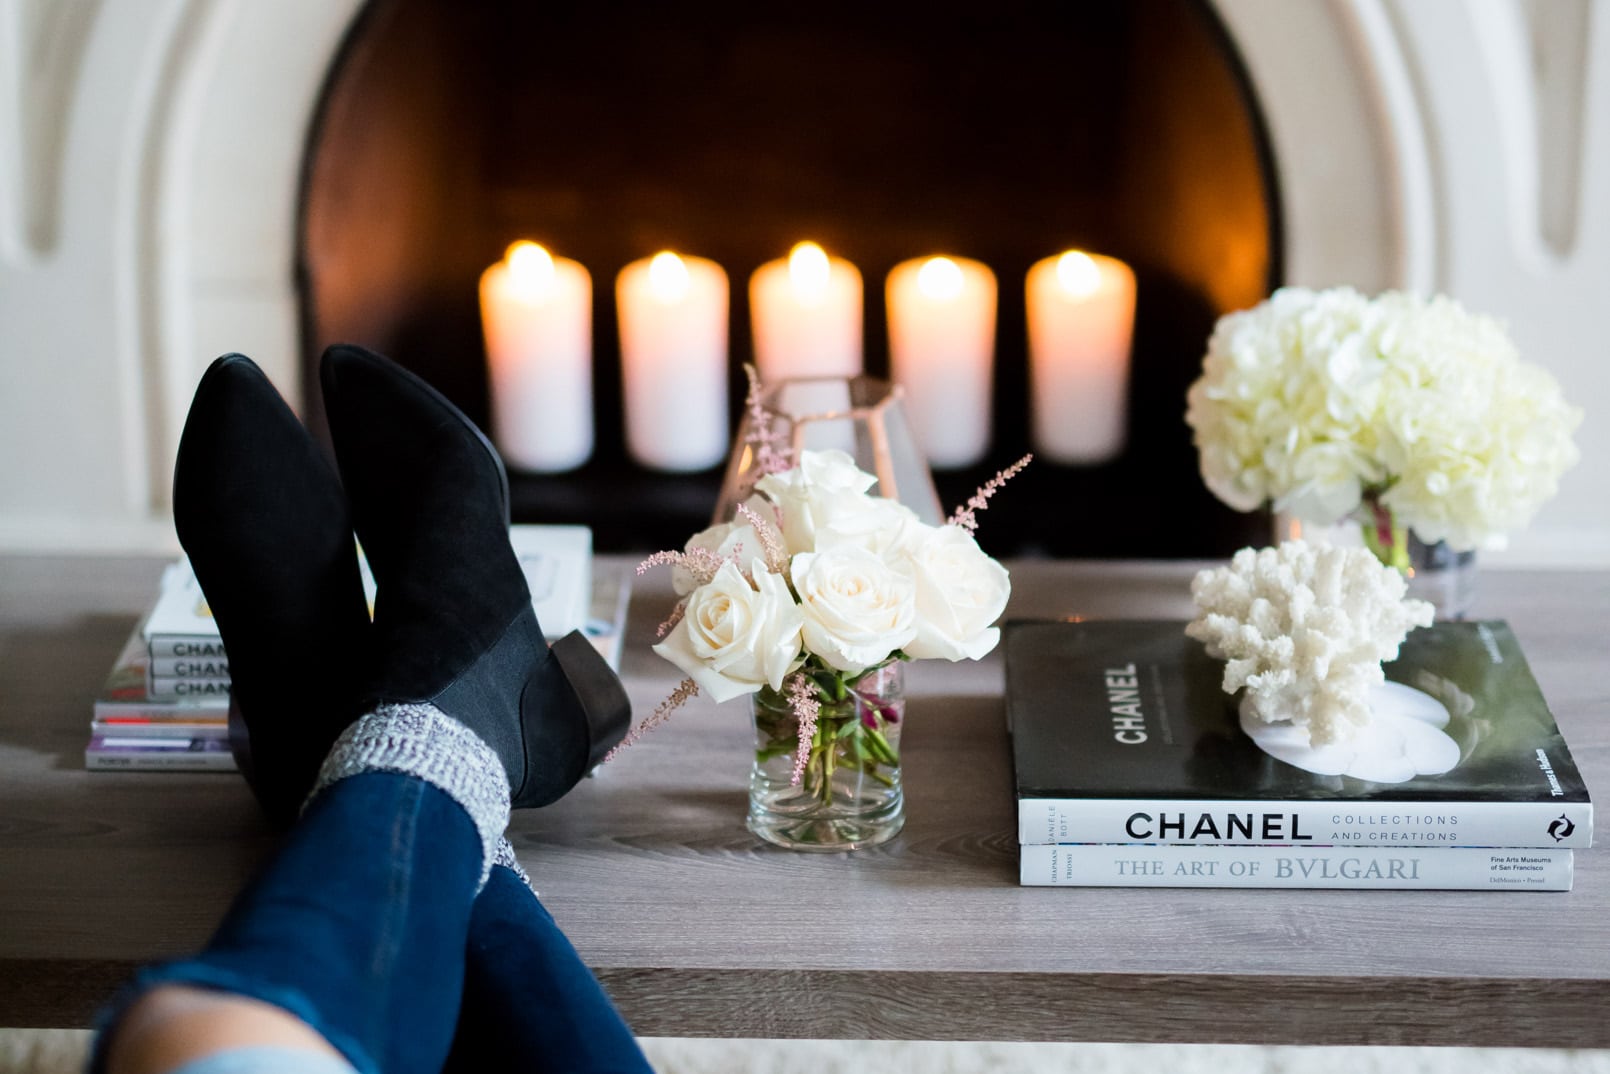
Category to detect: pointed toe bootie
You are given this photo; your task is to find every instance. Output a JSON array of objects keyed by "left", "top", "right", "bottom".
[
  {"left": 172, "top": 354, "right": 373, "bottom": 827},
  {"left": 319, "top": 343, "right": 629, "bottom": 808}
]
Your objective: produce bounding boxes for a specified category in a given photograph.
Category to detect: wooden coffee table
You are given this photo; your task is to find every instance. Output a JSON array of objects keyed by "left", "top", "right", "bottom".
[{"left": 1, "top": 554, "right": 1605, "bottom": 1046}]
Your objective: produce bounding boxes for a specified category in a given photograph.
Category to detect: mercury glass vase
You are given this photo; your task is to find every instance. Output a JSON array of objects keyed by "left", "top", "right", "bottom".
[{"left": 747, "top": 660, "right": 906, "bottom": 851}]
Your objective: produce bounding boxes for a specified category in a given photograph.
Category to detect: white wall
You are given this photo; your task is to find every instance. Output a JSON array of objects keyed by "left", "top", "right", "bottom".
[
  {"left": 1387, "top": 0, "right": 1609, "bottom": 566},
  {"left": 0, "top": 0, "right": 1604, "bottom": 563},
  {"left": 0, "top": 0, "right": 358, "bottom": 552}
]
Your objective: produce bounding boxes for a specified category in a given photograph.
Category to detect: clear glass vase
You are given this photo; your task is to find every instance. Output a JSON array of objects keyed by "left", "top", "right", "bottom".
[
  {"left": 747, "top": 660, "right": 906, "bottom": 851},
  {"left": 1277, "top": 501, "right": 1479, "bottom": 621},
  {"left": 1355, "top": 495, "right": 1477, "bottom": 620},
  {"left": 1404, "top": 533, "right": 1477, "bottom": 621},
  {"left": 714, "top": 375, "right": 943, "bottom": 527}
]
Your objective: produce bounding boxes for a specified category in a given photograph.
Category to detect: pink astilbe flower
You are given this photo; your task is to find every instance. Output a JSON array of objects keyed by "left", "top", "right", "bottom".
[
  {"left": 742, "top": 363, "right": 793, "bottom": 479},
  {"left": 604, "top": 677, "right": 700, "bottom": 763},
  {"left": 948, "top": 453, "right": 1032, "bottom": 534},
  {"left": 736, "top": 501, "right": 788, "bottom": 575},
  {"left": 637, "top": 547, "right": 727, "bottom": 637},
  {"left": 637, "top": 546, "right": 726, "bottom": 587},
  {"left": 785, "top": 672, "right": 821, "bottom": 786},
  {"left": 655, "top": 599, "right": 687, "bottom": 640}
]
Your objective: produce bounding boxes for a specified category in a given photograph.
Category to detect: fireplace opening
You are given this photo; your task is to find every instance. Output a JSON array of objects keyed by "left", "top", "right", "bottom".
[{"left": 298, "top": 0, "right": 1280, "bottom": 556}]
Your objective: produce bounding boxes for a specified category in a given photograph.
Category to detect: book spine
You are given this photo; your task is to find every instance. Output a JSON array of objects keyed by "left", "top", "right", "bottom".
[
  {"left": 91, "top": 721, "right": 228, "bottom": 739},
  {"left": 85, "top": 747, "right": 238, "bottom": 772},
  {"left": 93, "top": 699, "right": 230, "bottom": 720},
  {"left": 1019, "top": 844, "right": 1574, "bottom": 890},
  {"left": 1018, "top": 798, "right": 1594, "bottom": 850},
  {"left": 146, "top": 676, "right": 231, "bottom": 699},
  {"left": 146, "top": 636, "right": 227, "bottom": 660},
  {"left": 147, "top": 656, "right": 230, "bottom": 678}
]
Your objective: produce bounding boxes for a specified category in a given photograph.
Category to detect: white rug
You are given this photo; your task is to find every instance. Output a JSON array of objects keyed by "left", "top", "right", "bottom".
[{"left": 4, "top": 1031, "right": 1609, "bottom": 1074}]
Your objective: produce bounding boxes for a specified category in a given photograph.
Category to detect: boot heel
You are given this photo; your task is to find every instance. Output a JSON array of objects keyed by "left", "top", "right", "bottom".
[
  {"left": 510, "top": 630, "right": 633, "bottom": 808},
  {"left": 548, "top": 630, "right": 632, "bottom": 768}
]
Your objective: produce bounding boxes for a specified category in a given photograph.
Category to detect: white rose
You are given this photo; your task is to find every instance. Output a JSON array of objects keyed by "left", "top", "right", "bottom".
[
  {"left": 811, "top": 492, "right": 929, "bottom": 562},
  {"left": 902, "top": 525, "right": 1011, "bottom": 661},
  {"left": 791, "top": 545, "right": 917, "bottom": 674},
  {"left": 755, "top": 449, "right": 878, "bottom": 555},
  {"left": 673, "top": 501, "right": 770, "bottom": 595},
  {"left": 652, "top": 559, "right": 804, "bottom": 702}
]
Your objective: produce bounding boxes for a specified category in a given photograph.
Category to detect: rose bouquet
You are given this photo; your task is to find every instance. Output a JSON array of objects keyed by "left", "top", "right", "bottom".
[
  {"left": 611, "top": 375, "right": 1026, "bottom": 839},
  {"left": 1185, "top": 287, "right": 1581, "bottom": 565}
]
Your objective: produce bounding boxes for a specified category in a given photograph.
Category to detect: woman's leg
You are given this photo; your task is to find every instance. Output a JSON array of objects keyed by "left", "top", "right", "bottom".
[
  {"left": 140, "top": 348, "right": 642, "bottom": 1073},
  {"left": 103, "top": 988, "right": 354, "bottom": 1074},
  {"left": 443, "top": 854, "right": 654, "bottom": 1074},
  {"left": 95, "top": 705, "right": 510, "bottom": 1074}
]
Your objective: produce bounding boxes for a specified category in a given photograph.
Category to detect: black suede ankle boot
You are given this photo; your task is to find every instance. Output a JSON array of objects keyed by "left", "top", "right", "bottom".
[
  {"left": 319, "top": 343, "right": 629, "bottom": 808},
  {"left": 172, "top": 354, "right": 373, "bottom": 827}
]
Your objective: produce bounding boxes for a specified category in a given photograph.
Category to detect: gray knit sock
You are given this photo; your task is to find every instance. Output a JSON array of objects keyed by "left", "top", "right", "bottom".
[
  {"left": 492, "top": 838, "right": 534, "bottom": 892},
  {"left": 309, "top": 702, "right": 509, "bottom": 888}
]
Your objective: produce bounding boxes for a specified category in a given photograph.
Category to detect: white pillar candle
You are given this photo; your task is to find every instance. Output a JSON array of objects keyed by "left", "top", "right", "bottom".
[
  {"left": 616, "top": 250, "right": 730, "bottom": 471},
  {"left": 885, "top": 254, "right": 996, "bottom": 469},
  {"left": 479, "top": 241, "right": 593, "bottom": 472},
  {"left": 749, "top": 241, "right": 863, "bottom": 382},
  {"left": 1026, "top": 249, "right": 1136, "bottom": 464}
]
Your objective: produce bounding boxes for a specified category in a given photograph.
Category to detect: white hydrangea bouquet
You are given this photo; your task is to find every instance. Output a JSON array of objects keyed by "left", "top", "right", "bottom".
[
  {"left": 1185, "top": 287, "right": 1581, "bottom": 566},
  {"left": 611, "top": 372, "right": 1027, "bottom": 828}
]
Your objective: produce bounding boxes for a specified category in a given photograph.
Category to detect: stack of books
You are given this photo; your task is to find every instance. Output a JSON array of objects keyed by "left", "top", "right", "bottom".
[
  {"left": 87, "top": 623, "right": 235, "bottom": 770},
  {"left": 141, "top": 562, "right": 234, "bottom": 700},
  {"left": 88, "top": 524, "right": 630, "bottom": 772},
  {"left": 1006, "top": 619, "right": 1592, "bottom": 890}
]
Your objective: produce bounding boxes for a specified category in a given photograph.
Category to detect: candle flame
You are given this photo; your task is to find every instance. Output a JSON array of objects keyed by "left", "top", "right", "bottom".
[
  {"left": 1055, "top": 250, "right": 1102, "bottom": 298},
  {"left": 917, "top": 256, "right": 964, "bottom": 301},
  {"left": 788, "top": 241, "right": 831, "bottom": 303},
  {"left": 648, "top": 251, "right": 691, "bottom": 302},
  {"left": 506, "top": 241, "right": 556, "bottom": 301}
]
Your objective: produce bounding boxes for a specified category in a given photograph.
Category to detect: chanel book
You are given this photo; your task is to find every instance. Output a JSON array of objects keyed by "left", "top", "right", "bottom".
[{"left": 1007, "top": 619, "right": 1592, "bottom": 850}]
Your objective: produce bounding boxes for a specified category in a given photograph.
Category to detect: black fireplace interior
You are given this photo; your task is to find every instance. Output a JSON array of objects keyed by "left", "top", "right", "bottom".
[{"left": 297, "top": 0, "right": 1280, "bottom": 557}]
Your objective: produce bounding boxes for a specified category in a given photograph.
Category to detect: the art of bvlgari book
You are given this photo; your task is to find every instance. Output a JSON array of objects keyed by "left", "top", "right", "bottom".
[
  {"left": 1007, "top": 619, "right": 1592, "bottom": 849},
  {"left": 1019, "top": 843, "right": 1573, "bottom": 890}
]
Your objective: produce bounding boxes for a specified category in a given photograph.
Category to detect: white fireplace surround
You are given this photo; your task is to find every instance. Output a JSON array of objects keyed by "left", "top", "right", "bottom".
[{"left": 1, "top": 0, "right": 1605, "bottom": 564}]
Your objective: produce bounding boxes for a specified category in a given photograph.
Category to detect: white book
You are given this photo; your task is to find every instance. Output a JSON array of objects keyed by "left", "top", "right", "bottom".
[
  {"left": 142, "top": 524, "right": 595, "bottom": 646},
  {"left": 509, "top": 524, "right": 592, "bottom": 639},
  {"left": 141, "top": 560, "right": 217, "bottom": 640},
  {"left": 1019, "top": 843, "right": 1574, "bottom": 891}
]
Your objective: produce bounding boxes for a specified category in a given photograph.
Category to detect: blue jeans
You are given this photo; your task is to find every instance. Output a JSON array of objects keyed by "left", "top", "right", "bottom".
[
  {"left": 93, "top": 772, "right": 651, "bottom": 1074},
  {"left": 444, "top": 865, "right": 651, "bottom": 1074}
]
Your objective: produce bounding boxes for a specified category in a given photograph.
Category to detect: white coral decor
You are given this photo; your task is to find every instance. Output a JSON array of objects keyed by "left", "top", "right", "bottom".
[{"left": 1186, "top": 541, "right": 1434, "bottom": 746}]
